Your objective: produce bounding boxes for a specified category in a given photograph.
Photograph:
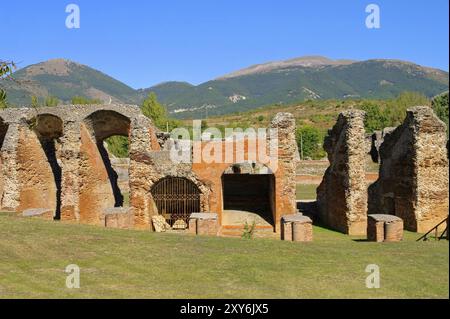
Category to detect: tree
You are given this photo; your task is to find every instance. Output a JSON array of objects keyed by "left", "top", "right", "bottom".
[
  {"left": 387, "top": 91, "right": 430, "bottom": 126},
  {"left": 0, "top": 60, "right": 16, "bottom": 109},
  {"left": 296, "top": 126, "right": 325, "bottom": 160},
  {"left": 360, "top": 101, "right": 390, "bottom": 132},
  {"left": 105, "top": 135, "right": 129, "bottom": 158},
  {"left": 432, "top": 91, "right": 449, "bottom": 132},
  {"left": 141, "top": 92, "right": 167, "bottom": 129}
]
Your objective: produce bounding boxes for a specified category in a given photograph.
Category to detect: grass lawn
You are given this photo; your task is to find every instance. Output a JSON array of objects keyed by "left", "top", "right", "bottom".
[
  {"left": 0, "top": 212, "right": 448, "bottom": 299},
  {"left": 296, "top": 184, "right": 318, "bottom": 200}
]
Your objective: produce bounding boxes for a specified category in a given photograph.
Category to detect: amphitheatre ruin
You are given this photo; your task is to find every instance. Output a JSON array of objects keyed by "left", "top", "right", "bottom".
[{"left": 0, "top": 104, "right": 448, "bottom": 241}]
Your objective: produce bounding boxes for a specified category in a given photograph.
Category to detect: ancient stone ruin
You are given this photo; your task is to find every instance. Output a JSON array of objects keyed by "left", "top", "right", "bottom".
[
  {"left": 1, "top": 103, "right": 447, "bottom": 239},
  {"left": 316, "top": 110, "right": 369, "bottom": 236},
  {"left": 368, "top": 106, "right": 449, "bottom": 233},
  {"left": 317, "top": 106, "right": 449, "bottom": 236},
  {"left": 0, "top": 105, "right": 298, "bottom": 235}
]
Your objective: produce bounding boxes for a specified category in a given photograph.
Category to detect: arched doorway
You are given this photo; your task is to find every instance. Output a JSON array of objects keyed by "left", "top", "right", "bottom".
[
  {"left": 222, "top": 161, "right": 275, "bottom": 228},
  {"left": 79, "top": 110, "right": 131, "bottom": 224},
  {"left": 33, "top": 114, "right": 63, "bottom": 219},
  {"left": 151, "top": 177, "right": 201, "bottom": 227}
]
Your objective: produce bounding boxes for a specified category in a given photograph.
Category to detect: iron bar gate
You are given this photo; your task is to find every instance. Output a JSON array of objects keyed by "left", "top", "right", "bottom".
[{"left": 151, "top": 177, "right": 201, "bottom": 227}]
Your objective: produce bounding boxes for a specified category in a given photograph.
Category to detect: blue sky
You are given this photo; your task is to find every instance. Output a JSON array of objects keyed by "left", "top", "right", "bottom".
[{"left": 2, "top": 0, "right": 449, "bottom": 88}]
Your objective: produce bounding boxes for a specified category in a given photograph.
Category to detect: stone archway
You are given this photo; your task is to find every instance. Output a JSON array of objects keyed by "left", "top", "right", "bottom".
[
  {"left": 79, "top": 110, "right": 131, "bottom": 224},
  {"left": 16, "top": 114, "right": 63, "bottom": 218},
  {"left": 221, "top": 161, "right": 276, "bottom": 229},
  {"left": 150, "top": 176, "right": 201, "bottom": 227}
]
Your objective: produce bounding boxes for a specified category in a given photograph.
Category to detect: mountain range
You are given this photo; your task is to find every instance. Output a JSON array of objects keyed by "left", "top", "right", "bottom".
[{"left": 2, "top": 56, "right": 448, "bottom": 118}]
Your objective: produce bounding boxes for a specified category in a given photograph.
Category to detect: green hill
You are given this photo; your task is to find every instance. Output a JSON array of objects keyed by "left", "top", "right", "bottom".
[
  {"left": 145, "top": 58, "right": 448, "bottom": 118},
  {"left": 2, "top": 59, "right": 139, "bottom": 106},
  {"left": 2, "top": 56, "right": 448, "bottom": 118}
]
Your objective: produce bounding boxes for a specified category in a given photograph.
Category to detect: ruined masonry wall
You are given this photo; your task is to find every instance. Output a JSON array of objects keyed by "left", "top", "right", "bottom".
[
  {"left": 368, "top": 106, "right": 449, "bottom": 232},
  {"left": 317, "top": 110, "right": 369, "bottom": 236}
]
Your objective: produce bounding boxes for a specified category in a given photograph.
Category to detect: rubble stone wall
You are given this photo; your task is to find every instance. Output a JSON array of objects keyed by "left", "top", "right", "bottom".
[
  {"left": 317, "top": 110, "right": 369, "bottom": 235},
  {"left": 368, "top": 106, "right": 449, "bottom": 233}
]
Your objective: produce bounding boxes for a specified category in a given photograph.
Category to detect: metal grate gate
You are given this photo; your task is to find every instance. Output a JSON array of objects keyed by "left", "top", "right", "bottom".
[{"left": 151, "top": 177, "right": 201, "bottom": 227}]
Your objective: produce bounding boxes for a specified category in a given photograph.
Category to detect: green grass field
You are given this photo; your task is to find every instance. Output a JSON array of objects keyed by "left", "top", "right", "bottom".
[
  {"left": 0, "top": 212, "right": 448, "bottom": 299},
  {"left": 296, "top": 184, "right": 318, "bottom": 200}
]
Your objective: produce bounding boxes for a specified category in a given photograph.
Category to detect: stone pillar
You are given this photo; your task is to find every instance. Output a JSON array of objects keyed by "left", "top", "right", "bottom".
[
  {"left": 59, "top": 121, "right": 81, "bottom": 221},
  {"left": 0, "top": 122, "right": 20, "bottom": 211},
  {"left": 317, "top": 110, "right": 369, "bottom": 235},
  {"left": 129, "top": 115, "right": 155, "bottom": 230},
  {"left": 367, "top": 214, "right": 403, "bottom": 242},
  {"left": 281, "top": 214, "right": 313, "bottom": 242},
  {"left": 269, "top": 113, "right": 298, "bottom": 232}
]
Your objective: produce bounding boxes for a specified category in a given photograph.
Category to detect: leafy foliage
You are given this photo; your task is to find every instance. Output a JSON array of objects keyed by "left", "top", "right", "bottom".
[
  {"left": 0, "top": 60, "right": 16, "bottom": 109},
  {"left": 296, "top": 126, "right": 326, "bottom": 160},
  {"left": 241, "top": 221, "right": 256, "bottom": 239},
  {"left": 105, "top": 135, "right": 129, "bottom": 158},
  {"left": 141, "top": 92, "right": 183, "bottom": 131},
  {"left": 432, "top": 91, "right": 449, "bottom": 130},
  {"left": 360, "top": 101, "right": 390, "bottom": 132},
  {"left": 141, "top": 92, "right": 167, "bottom": 128},
  {"left": 360, "top": 92, "right": 430, "bottom": 132},
  {"left": 45, "top": 95, "right": 59, "bottom": 107}
]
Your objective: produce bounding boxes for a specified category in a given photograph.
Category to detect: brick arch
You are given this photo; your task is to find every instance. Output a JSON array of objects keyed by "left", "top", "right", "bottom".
[
  {"left": 16, "top": 114, "right": 65, "bottom": 217},
  {"left": 83, "top": 109, "right": 131, "bottom": 141},
  {"left": 79, "top": 110, "right": 132, "bottom": 224}
]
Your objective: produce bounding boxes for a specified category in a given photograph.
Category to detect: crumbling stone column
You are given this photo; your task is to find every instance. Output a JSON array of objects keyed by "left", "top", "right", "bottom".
[
  {"left": 59, "top": 121, "right": 81, "bottom": 221},
  {"left": 0, "top": 122, "right": 20, "bottom": 210},
  {"left": 317, "top": 110, "right": 369, "bottom": 235},
  {"left": 129, "top": 115, "right": 155, "bottom": 230},
  {"left": 368, "top": 106, "right": 449, "bottom": 233},
  {"left": 269, "top": 113, "right": 299, "bottom": 232}
]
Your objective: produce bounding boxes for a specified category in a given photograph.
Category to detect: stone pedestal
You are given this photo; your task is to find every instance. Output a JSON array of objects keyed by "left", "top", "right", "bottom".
[
  {"left": 104, "top": 208, "right": 134, "bottom": 229},
  {"left": 189, "top": 213, "right": 219, "bottom": 236},
  {"left": 367, "top": 214, "right": 403, "bottom": 242},
  {"left": 281, "top": 214, "right": 313, "bottom": 242}
]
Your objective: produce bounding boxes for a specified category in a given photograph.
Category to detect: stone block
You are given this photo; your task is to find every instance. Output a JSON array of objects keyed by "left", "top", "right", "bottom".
[
  {"left": 281, "top": 214, "right": 313, "bottom": 242},
  {"left": 151, "top": 215, "right": 171, "bottom": 232},
  {"left": 104, "top": 208, "right": 134, "bottom": 229},
  {"left": 189, "top": 212, "right": 219, "bottom": 236},
  {"left": 367, "top": 214, "right": 403, "bottom": 242}
]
